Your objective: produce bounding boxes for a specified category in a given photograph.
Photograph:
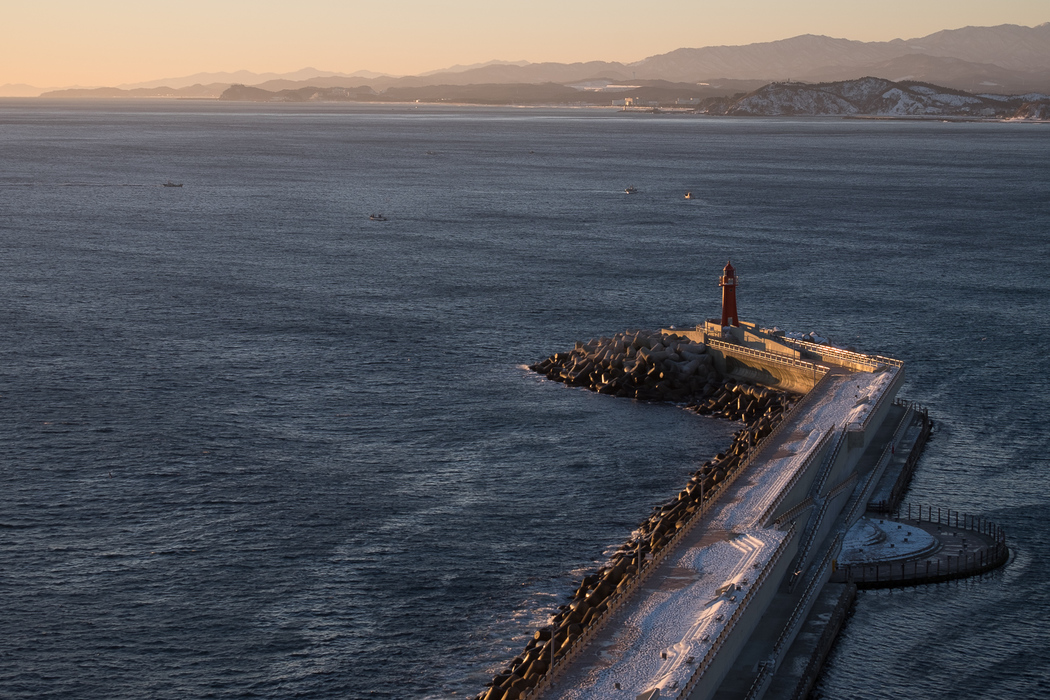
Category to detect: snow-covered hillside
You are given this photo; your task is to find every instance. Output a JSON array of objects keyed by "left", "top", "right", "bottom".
[{"left": 721, "top": 77, "right": 1050, "bottom": 118}]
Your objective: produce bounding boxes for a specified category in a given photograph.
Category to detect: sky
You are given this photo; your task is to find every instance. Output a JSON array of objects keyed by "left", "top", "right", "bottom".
[{"left": 2, "top": 0, "right": 1047, "bottom": 87}]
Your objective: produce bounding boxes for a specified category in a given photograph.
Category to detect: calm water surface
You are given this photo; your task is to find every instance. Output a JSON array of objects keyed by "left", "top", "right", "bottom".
[{"left": 0, "top": 101, "right": 1048, "bottom": 699}]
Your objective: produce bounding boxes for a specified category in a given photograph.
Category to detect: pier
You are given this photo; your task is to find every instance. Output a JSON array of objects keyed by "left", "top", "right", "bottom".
[
  {"left": 492, "top": 263, "right": 1008, "bottom": 700},
  {"left": 527, "top": 333, "right": 909, "bottom": 700}
]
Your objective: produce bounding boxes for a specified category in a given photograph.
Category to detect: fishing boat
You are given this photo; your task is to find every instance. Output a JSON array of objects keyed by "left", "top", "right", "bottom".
[
  {"left": 162, "top": 181, "right": 183, "bottom": 187},
  {"left": 369, "top": 214, "right": 387, "bottom": 221},
  {"left": 624, "top": 185, "right": 637, "bottom": 194}
]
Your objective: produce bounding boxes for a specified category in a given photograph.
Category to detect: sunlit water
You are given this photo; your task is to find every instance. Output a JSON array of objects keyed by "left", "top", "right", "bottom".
[{"left": 1, "top": 101, "right": 1048, "bottom": 699}]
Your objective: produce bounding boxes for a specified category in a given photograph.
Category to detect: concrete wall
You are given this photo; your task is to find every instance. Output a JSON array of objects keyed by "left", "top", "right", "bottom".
[
  {"left": 687, "top": 530, "right": 801, "bottom": 700},
  {"left": 786, "top": 341, "right": 897, "bottom": 374},
  {"left": 665, "top": 329, "right": 706, "bottom": 344},
  {"left": 765, "top": 435, "right": 834, "bottom": 525},
  {"left": 662, "top": 327, "right": 825, "bottom": 394},
  {"left": 719, "top": 353, "right": 824, "bottom": 394},
  {"left": 846, "top": 367, "right": 906, "bottom": 451},
  {"left": 699, "top": 321, "right": 802, "bottom": 359},
  {"left": 798, "top": 485, "right": 854, "bottom": 574},
  {"left": 820, "top": 431, "right": 856, "bottom": 501}
]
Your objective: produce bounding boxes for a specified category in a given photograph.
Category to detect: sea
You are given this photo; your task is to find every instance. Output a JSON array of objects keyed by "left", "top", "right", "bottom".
[{"left": 1, "top": 100, "right": 1048, "bottom": 700}]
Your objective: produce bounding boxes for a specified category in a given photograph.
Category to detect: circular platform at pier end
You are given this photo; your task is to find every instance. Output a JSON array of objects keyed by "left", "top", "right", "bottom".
[
  {"left": 831, "top": 511, "right": 1008, "bottom": 588},
  {"left": 839, "top": 516, "right": 939, "bottom": 564}
]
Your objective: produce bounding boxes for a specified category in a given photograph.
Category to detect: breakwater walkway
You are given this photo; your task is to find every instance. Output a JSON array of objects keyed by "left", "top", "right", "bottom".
[{"left": 530, "top": 367, "right": 891, "bottom": 699}]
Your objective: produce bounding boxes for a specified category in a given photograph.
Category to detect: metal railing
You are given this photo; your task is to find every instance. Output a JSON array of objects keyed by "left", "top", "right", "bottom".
[
  {"left": 839, "top": 504, "right": 1009, "bottom": 588},
  {"left": 705, "top": 337, "right": 831, "bottom": 376},
  {"left": 777, "top": 337, "right": 905, "bottom": 370},
  {"left": 773, "top": 497, "right": 814, "bottom": 529},
  {"left": 787, "top": 474, "right": 857, "bottom": 592},
  {"left": 759, "top": 426, "right": 836, "bottom": 528},
  {"left": 870, "top": 404, "right": 930, "bottom": 513},
  {"left": 744, "top": 661, "right": 774, "bottom": 700},
  {"left": 810, "top": 426, "right": 848, "bottom": 500},
  {"left": 827, "top": 471, "right": 862, "bottom": 501},
  {"left": 773, "top": 423, "right": 846, "bottom": 533},
  {"left": 742, "top": 532, "right": 842, "bottom": 700},
  {"left": 771, "top": 535, "right": 842, "bottom": 670},
  {"left": 893, "top": 398, "right": 925, "bottom": 413}
]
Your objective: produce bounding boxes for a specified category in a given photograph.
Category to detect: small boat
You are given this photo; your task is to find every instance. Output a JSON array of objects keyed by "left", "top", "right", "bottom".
[
  {"left": 684, "top": 191, "right": 694, "bottom": 199},
  {"left": 369, "top": 213, "right": 387, "bottom": 221},
  {"left": 624, "top": 185, "right": 637, "bottom": 194},
  {"left": 162, "top": 181, "right": 183, "bottom": 187}
]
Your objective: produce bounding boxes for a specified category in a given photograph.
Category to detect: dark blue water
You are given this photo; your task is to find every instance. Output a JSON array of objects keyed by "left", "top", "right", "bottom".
[{"left": 1, "top": 101, "right": 1047, "bottom": 699}]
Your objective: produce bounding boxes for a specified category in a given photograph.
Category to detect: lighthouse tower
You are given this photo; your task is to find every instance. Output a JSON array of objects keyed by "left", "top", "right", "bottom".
[{"left": 719, "top": 261, "right": 739, "bottom": 327}]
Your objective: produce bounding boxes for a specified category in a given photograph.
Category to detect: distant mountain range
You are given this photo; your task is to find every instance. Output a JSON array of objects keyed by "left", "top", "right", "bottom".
[
  {"left": 377, "top": 23, "right": 1050, "bottom": 94},
  {"left": 13, "top": 22, "right": 1050, "bottom": 99},
  {"left": 115, "top": 67, "right": 386, "bottom": 90}
]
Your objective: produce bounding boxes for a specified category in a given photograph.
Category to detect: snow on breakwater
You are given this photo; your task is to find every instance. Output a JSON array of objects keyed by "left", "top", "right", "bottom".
[{"left": 472, "top": 332, "right": 801, "bottom": 700}]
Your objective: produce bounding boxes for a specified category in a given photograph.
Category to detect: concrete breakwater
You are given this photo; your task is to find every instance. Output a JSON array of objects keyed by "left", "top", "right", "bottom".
[{"left": 474, "top": 333, "right": 800, "bottom": 700}]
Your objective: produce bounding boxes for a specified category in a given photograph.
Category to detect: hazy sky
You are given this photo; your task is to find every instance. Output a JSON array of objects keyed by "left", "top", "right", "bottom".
[{"left": 3, "top": 0, "right": 1047, "bottom": 86}]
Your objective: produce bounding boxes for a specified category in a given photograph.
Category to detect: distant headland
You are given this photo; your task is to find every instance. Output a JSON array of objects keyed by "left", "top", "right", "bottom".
[
  {"left": 30, "top": 77, "right": 1049, "bottom": 121},
  {"left": 211, "top": 77, "right": 1050, "bottom": 120}
]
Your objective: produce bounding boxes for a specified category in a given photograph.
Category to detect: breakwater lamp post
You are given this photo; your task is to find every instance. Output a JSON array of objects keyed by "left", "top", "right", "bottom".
[{"left": 720, "top": 261, "right": 739, "bottom": 328}]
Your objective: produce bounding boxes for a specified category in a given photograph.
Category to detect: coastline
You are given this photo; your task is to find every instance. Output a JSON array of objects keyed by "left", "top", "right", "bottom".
[
  {"left": 3, "top": 97, "right": 1046, "bottom": 123},
  {"left": 0, "top": 97, "right": 1041, "bottom": 124}
]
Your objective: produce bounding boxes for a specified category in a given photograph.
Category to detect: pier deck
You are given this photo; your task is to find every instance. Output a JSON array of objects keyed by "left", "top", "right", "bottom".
[{"left": 538, "top": 368, "right": 899, "bottom": 699}]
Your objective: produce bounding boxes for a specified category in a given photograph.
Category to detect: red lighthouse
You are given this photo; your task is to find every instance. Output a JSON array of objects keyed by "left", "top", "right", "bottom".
[{"left": 719, "top": 261, "right": 739, "bottom": 327}]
